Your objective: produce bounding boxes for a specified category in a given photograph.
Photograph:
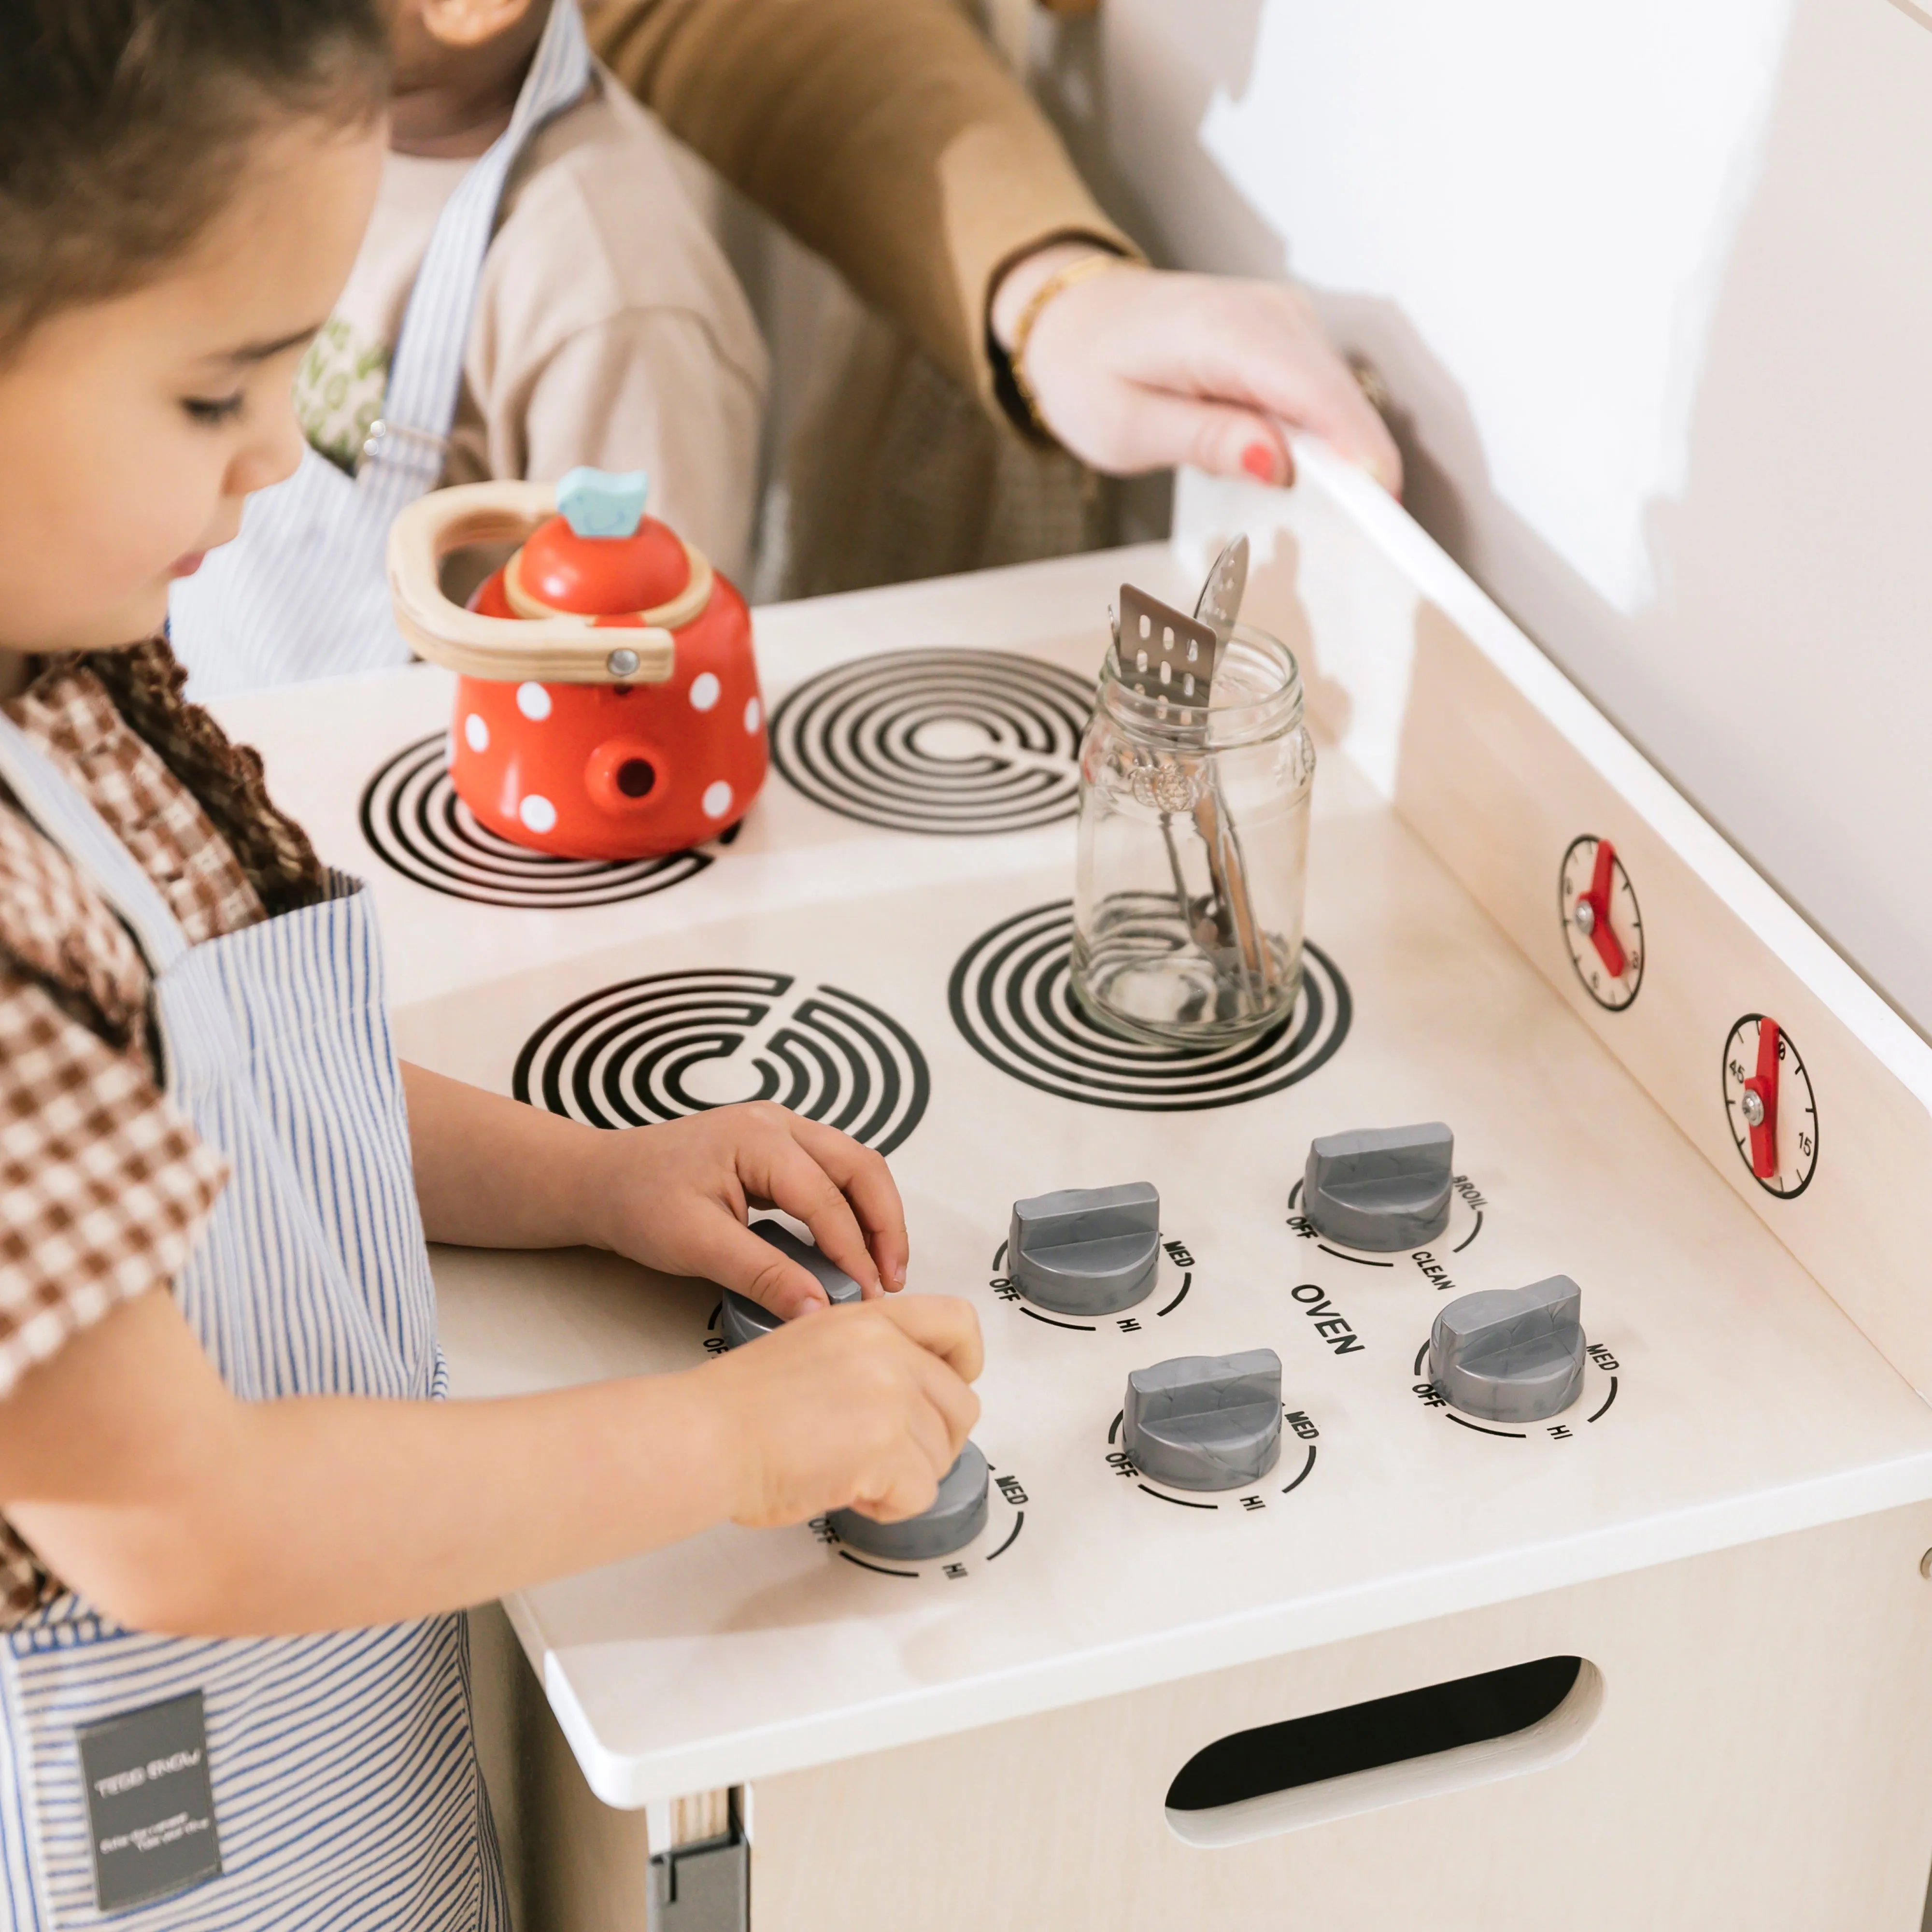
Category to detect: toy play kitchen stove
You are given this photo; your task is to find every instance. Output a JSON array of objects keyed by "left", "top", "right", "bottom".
[{"left": 213, "top": 447, "right": 1932, "bottom": 1932}]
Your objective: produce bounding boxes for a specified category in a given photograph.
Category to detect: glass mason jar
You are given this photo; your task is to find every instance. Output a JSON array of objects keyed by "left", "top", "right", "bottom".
[{"left": 1072, "top": 624, "right": 1315, "bottom": 1046}]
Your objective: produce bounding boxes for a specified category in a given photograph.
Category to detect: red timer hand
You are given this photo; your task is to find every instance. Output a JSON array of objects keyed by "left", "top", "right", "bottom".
[
  {"left": 1742, "top": 1018, "right": 1780, "bottom": 1180},
  {"left": 1576, "top": 841, "right": 1627, "bottom": 979}
]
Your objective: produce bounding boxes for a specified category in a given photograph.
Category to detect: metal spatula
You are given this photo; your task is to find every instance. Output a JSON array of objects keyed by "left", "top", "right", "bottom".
[
  {"left": 1187, "top": 539, "right": 1272, "bottom": 1010},
  {"left": 1113, "top": 585, "right": 1214, "bottom": 938},
  {"left": 1117, "top": 585, "right": 1217, "bottom": 724}
]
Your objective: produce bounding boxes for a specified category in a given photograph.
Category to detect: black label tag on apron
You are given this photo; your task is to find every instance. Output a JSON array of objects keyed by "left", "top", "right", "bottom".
[{"left": 77, "top": 1689, "right": 222, "bottom": 1911}]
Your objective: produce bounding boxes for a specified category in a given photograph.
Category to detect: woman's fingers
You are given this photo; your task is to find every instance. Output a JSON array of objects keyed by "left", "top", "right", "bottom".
[
  {"left": 1096, "top": 384, "right": 1298, "bottom": 489},
  {"left": 1021, "top": 264, "right": 1402, "bottom": 495}
]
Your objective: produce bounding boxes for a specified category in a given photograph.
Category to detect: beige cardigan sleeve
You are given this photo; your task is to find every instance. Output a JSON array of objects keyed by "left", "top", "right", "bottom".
[{"left": 586, "top": 0, "right": 1134, "bottom": 410}]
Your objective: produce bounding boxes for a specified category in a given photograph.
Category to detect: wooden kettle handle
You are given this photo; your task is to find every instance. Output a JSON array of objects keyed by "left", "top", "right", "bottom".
[{"left": 386, "top": 481, "right": 677, "bottom": 684}]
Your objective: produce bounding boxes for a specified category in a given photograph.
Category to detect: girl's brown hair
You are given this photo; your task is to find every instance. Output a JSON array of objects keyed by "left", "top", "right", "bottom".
[{"left": 0, "top": 0, "right": 390, "bottom": 354}]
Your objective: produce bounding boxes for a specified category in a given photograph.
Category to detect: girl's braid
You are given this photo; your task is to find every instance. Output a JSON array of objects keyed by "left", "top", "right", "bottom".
[{"left": 85, "top": 635, "right": 327, "bottom": 915}]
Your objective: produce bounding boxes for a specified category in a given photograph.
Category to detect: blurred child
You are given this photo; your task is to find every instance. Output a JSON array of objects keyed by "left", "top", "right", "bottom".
[
  {"left": 170, "top": 0, "right": 767, "bottom": 696},
  {"left": 0, "top": 3, "right": 975, "bottom": 1918}
]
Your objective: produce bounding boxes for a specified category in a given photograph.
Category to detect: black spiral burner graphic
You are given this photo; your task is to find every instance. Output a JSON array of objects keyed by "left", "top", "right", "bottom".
[
  {"left": 769, "top": 649, "right": 1093, "bottom": 835},
  {"left": 949, "top": 901, "right": 1350, "bottom": 1111},
  {"left": 359, "top": 734, "right": 710, "bottom": 908},
  {"left": 512, "top": 969, "right": 929, "bottom": 1154}
]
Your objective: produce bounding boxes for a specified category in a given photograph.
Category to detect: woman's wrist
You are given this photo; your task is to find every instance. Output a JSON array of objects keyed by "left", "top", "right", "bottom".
[
  {"left": 990, "top": 241, "right": 1145, "bottom": 445},
  {"left": 990, "top": 239, "right": 1125, "bottom": 351}
]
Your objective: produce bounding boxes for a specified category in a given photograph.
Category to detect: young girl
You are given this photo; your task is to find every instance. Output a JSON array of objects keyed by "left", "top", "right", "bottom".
[{"left": 0, "top": 4, "right": 979, "bottom": 1922}]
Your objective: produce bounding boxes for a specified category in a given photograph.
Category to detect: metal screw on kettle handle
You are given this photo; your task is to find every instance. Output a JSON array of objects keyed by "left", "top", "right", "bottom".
[{"left": 606, "top": 647, "right": 640, "bottom": 678}]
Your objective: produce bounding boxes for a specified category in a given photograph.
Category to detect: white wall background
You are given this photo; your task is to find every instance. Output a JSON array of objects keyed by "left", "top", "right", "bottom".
[{"left": 1037, "top": 0, "right": 1932, "bottom": 1034}]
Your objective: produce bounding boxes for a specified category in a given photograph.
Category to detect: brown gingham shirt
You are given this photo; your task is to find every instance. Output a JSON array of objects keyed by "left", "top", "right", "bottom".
[{"left": 0, "top": 663, "right": 270, "bottom": 1624}]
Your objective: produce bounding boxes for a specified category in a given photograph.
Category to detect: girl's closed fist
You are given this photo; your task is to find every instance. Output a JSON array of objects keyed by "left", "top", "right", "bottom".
[{"left": 696, "top": 1295, "right": 983, "bottom": 1530}]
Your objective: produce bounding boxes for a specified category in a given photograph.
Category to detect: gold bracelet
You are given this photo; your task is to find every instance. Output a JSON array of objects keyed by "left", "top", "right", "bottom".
[{"left": 1007, "top": 250, "right": 1143, "bottom": 441}]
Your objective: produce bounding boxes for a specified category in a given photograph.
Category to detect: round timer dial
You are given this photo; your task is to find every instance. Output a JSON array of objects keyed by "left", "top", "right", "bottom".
[
  {"left": 1559, "top": 835, "right": 1644, "bottom": 1010},
  {"left": 1721, "top": 1014, "right": 1818, "bottom": 1198}
]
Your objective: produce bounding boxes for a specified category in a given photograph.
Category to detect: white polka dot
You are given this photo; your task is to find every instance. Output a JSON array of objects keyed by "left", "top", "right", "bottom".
[
  {"left": 463, "top": 712, "right": 490, "bottom": 753},
  {"left": 701, "top": 780, "right": 734, "bottom": 820},
  {"left": 518, "top": 793, "right": 558, "bottom": 834},
  {"left": 688, "top": 671, "right": 721, "bottom": 711},
  {"left": 743, "top": 696, "right": 762, "bottom": 733},
  {"left": 516, "top": 682, "right": 552, "bottom": 721}
]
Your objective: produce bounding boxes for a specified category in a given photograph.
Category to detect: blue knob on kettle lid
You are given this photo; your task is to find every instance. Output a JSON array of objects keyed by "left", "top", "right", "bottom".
[{"left": 556, "top": 467, "right": 650, "bottom": 540}]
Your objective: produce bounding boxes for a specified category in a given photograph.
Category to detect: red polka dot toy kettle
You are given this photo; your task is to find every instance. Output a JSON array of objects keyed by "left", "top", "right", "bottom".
[{"left": 387, "top": 468, "right": 766, "bottom": 860}]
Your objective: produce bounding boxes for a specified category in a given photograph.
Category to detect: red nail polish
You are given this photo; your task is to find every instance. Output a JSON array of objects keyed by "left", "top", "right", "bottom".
[{"left": 1242, "top": 441, "right": 1279, "bottom": 483}]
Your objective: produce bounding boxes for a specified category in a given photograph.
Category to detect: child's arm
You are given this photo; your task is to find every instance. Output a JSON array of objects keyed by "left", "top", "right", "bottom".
[
  {"left": 0, "top": 1272, "right": 980, "bottom": 1636},
  {"left": 399, "top": 1064, "right": 907, "bottom": 1321}
]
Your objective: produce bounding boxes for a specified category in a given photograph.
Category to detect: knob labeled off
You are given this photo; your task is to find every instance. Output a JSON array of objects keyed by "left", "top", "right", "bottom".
[
  {"left": 1124, "top": 1350, "right": 1283, "bottom": 1492},
  {"left": 1430, "top": 1277, "right": 1586, "bottom": 1423},
  {"left": 1303, "top": 1122, "right": 1454, "bottom": 1250},
  {"left": 1009, "top": 1183, "right": 1161, "bottom": 1315},
  {"left": 719, "top": 1221, "right": 863, "bottom": 1348},
  {"left": 830, "top": 1442, "right": 991, "bottom": 1560}
]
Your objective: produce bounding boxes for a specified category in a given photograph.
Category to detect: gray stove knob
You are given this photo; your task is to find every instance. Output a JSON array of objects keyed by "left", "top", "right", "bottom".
[
  {"left": 830, "top": 1441, "right": 991, "bottom": 1560},
  {"left": 1124, "top": 1350, "right": 1282, "bottom": 1491},
  {"left": 719, "top": 1221, "right": 863, "bottom": 1347},
  {"left": 1430, "top": 1277, "right": 1585, "bottom": 1423},
  {"left": 1304, "top": 1122, "right": 1454, "bottom": 1250},
  {"left": 1009, "top": 1183, "right": 1161, "bottom": 1315}
]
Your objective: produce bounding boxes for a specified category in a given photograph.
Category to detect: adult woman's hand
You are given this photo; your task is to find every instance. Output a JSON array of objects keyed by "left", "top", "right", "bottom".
[{"left": 992, "top": 242, "right": 1402, "bottom": 497}]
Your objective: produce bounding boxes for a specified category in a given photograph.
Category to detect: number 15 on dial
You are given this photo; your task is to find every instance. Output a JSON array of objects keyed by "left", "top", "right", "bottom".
[{"left": 1722, "top": 1014, "right": 1818, "bottom": 1199}]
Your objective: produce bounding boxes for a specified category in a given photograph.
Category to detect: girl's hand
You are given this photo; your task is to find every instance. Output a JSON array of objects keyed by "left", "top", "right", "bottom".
[
  {"left": 993, "top": 245, "right": 1402, "bottom": 497},
  {"left": 400, "top": 1068, "right": 907, "bottom": 1317},
  {"left": 581, "top": 1102, "right": 909, "bottom": 1321},
  {"left": 696, "top": 1293, "right": 983, "bottom": 1529}
]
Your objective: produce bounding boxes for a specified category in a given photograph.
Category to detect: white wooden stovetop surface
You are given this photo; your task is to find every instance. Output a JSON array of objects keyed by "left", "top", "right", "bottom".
[{"left": 212, "top": 544, "right": 1932, "bottom": 1809}]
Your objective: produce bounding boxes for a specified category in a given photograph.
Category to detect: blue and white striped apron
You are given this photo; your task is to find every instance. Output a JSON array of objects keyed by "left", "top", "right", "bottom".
[
  {"left": 169, "top": 0, "right": 591, "bottom": 701},
  {"left": 0, "top": 712, "right": 506, "bottom": 1928}
]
